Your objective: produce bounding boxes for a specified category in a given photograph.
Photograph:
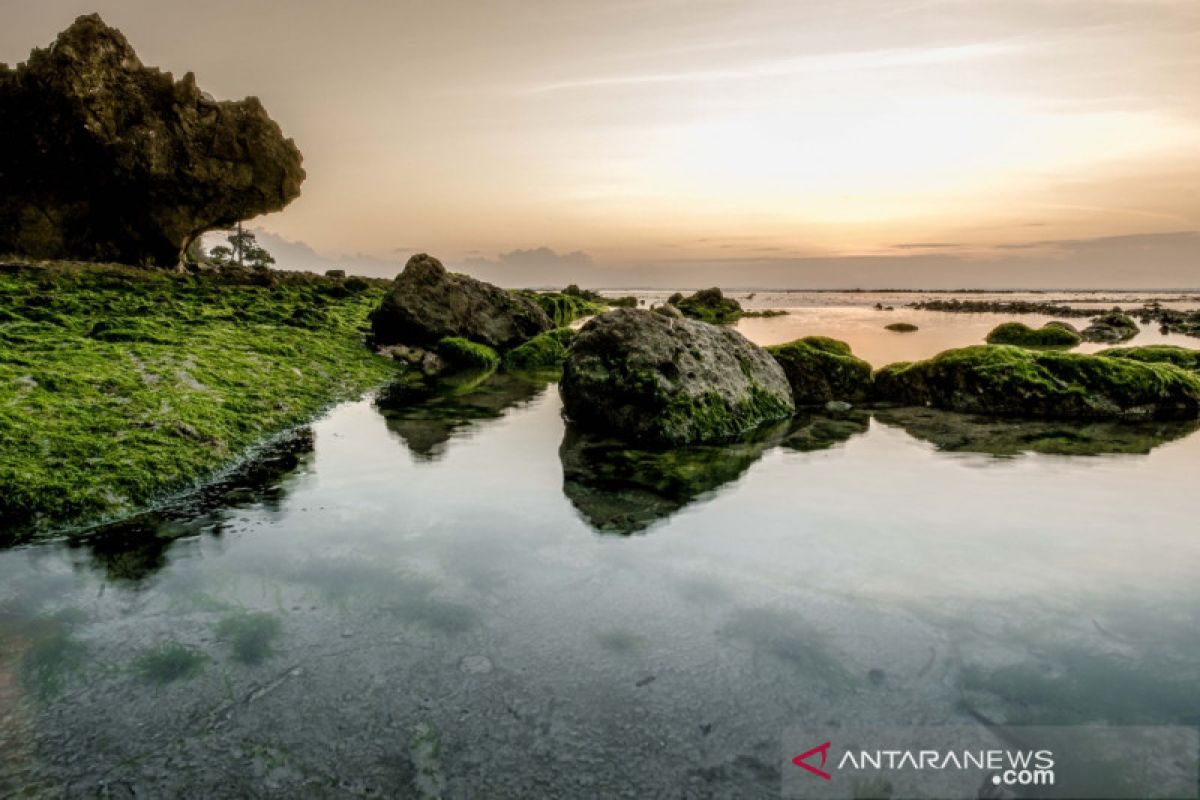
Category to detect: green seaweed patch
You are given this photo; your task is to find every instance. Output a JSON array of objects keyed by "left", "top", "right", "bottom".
[
  {"left": 0, "top": 262, "right": 401, "bottom": 537},
  {"left": 502, "top": 327, "right": 577, "bottom": 370},
  {"left": 522, "top": 291, "right": 608, "bottom": 326},
  {"left": 766, "top": 337, "right": 872, "bottom": 406},
  {"left": 214, "top": 612, "right": 284, "bottom": 665},
  {"left": 134, "top": 641, "right": 207, "bottom": 684},
  {"left": 657, "top": 382, "right": 794, "bottom": 444},
  {"left": 435, "top": 336, "right": 500, "bottom": 370},
  {"left": 986, "top": 321, "right": 1081, "bottom": 347},
  {"left": 1097, "top": 345, "right": 1200, "bottom": 372}
]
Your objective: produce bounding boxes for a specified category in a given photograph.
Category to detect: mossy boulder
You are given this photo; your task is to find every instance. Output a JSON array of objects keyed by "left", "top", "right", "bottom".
[
  {"left": 871, "top": 345, "right": 1200, "bottom": 419},
  {"left": 370, "top": 254, "right": 552, "bottom": 349},
  {"left": 1081, "top": 312, "right": 1139, "bottom": 343},
  {"left": 560, "top": 308, "right": 794, "bottom": 445},
  {"left": 985, "top": 321, "right": 1082, "bottom": 347},
  {"left": 436, "top": 337, "right": 499, "bottom": 370},
  {"left": 765, "top": 336, "right": 872, "bottom": 407},
  {"left": 1096, "top": 345, "right": 1200, "bottom": 372},
  {"left": 502, "top": 328, "right": 576, "bottom": 370},
  {"left": 522, "top": 291, "right": 607, "bottom": 326},
  {"left": 884, "top": 322, "right": 919, "bottom": 333},
  {"left": 675, "top": 287, "right": 743, "bottom": 324}
]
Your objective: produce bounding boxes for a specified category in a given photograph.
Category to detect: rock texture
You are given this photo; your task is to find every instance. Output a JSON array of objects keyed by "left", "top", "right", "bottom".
[
  {"left": 369, "top": 254, "right": 553, "bottom": 349},
  {"left": 0, "top": 15, "right": 304, "bottom": 266},
  {"left": 560, "top": 308, "right": 794, "bottom": 444},
  {"left": 766, "top": 336, "right": 873, "bottom": 407},
  {"left": 871, "top": 345, "right": 1200, "bottom": 420}
]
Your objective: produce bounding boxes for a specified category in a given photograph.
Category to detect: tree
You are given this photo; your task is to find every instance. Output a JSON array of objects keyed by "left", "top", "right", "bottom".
[{"left": 208, "top": 223, "right": 275, "bottom": 271}]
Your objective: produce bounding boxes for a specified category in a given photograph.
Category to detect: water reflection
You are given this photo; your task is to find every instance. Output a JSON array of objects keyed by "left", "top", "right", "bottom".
[
  {"left": 375, "top": 370, "right": 550, "bottom": 460},
  {"left": 874, "top": 407, "right": 1200, "bottom": 457},
  {"left": 66, "top": 429, "right": 314, "bottom": 586}
]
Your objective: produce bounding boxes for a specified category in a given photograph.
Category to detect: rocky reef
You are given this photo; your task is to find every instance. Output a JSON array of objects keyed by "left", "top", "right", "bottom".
[
  {"left": 765, "top": 337, "right": 873, "bottom": 407},
  {"left": 872, "top": 345, "right": 1200, "bottom": 420},
  {"left": 0, "top": 15, "right": 304, "bottom": 266},
  {"left": 672, "top": 288, "right": 744, "bottom": 324},
  {"left": 1080, "top": 312, "right": 1139, "bottom": 343},
  {"left": 370, "top": 254, "right": 552, "bottom": 350},
  {"left": 985, "top": 321, "right": 1082, "bottom": 347},
  {"left": 560, "top": 308, "right": 794, "bottom": 445}
]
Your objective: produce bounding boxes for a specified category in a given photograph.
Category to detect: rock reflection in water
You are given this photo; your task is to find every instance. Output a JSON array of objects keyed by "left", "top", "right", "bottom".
[
  {"left": 375, "top": 370, "right": 550, "bottom": 461},
  {"left": 874, "top": 406, "right": 1200, "bottom": 457},
  {"left": 65, "top": 429, "right": 314, "bottom": 586}
]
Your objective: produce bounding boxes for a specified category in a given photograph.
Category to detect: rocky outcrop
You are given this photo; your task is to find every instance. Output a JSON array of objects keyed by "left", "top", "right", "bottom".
[
  {"left": 673, "top": 287, "right": 743, "bottom": 324},
  {"left": 369, "top": 254, "right": 553, "bottom": 349},
  {"left": 985, "top": 321, "right": 1081, "bottom": 347},
  {"left": 0, "top": 15, "right": 304, "bottom": 266},
  {"left": 560, "top": 309, "right": 794, "bottom": 444},
  {"left": 765, "top": 336, "right": 872, "bottom": 407},
  {"left": 871, "top": 345, "right": 1200, "bottom": 420},
  {"left": 1081, "top": 312, "right": 1139, "bottom": 343}
]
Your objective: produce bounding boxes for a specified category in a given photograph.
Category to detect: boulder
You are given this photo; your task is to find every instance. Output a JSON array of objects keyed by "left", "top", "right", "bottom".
[
  {"left": 560, "top": 309, "right": 794, "bottom": 444},
  {"left": 0, "top": 15, "right": 304, "bottom": 266},
  {"left": 871, "top": 345, "right": 1200, "bottom": 420},
  {"left": 369, "top": 254, "right": 553, "bottom": 349},
  {"left": 985, "top": 321, "right": 1082, "bottom": 347},
  {"left": 502, "top": 328, "right": 577, "bottom": 370},
  {"left": 1081, "top": 312, "right": 1139, "bottom": 343},
  {"left": 765, "top": 336, "right": 872, "bottom": 407},
  {"left": 884, "top": 322, "right": 919, "bottom": 333},
  {"left": 675, "top": 287, "right": 743, "bottom": 324}
]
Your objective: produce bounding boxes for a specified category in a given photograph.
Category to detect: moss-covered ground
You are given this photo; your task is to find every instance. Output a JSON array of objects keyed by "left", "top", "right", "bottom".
[{"left": 0, "top": 261, "right": 402, "bottom": 536}]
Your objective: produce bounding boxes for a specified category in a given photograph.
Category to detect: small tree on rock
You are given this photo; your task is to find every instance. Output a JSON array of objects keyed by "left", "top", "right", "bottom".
[{"left": 208, "top": 223, "right": 275, "bottom": 271}]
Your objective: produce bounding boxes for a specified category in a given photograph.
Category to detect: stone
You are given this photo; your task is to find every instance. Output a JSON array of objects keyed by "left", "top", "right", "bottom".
[
  {"left": 1081, "top": 312, "right": 1139, "bottom": 343},
  {"left": 674, "top": 287, "right": 743, "bottom": 324},
  {"left": 369, "top": 254, "right": 552, "bottom": 349},
  {"left": 0, "top": 15, "right": 304, "bottom": 266},
  {"left": 765, "top": 336, "right": 873, "bottom": 407},
  {"left": 560, "top": 308, "right": 794, "bottom": 444},
  {"left": 985, "top": 322, "right": 1082, "bottom": 347}
]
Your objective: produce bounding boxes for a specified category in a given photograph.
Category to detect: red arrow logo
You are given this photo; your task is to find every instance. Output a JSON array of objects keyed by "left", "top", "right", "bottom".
[{"left": 792, "top": 741, "right": 832, "bottom": 780}]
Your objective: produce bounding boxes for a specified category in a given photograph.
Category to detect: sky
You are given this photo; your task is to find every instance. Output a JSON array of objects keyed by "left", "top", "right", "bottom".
[{"left": 4, "top": 0, "right": 1200, "bottom": 288}]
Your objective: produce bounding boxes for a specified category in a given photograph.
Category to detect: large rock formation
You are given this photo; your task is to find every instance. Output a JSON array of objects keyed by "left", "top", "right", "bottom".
[
  {"left": 560, "top": 308, "right": 794, "bottom": 444},
  {"left": 871, "top": 345, "right": 1200, "bottom": 420},
  {"left": 765, "top": 336, "right": 873, "bottom": 407},
  {"left": 0, "top": 14, "right": 304, "bottom": 266},
  {"left": 369, "top": 254, "right": 553, "bottom": 349}
]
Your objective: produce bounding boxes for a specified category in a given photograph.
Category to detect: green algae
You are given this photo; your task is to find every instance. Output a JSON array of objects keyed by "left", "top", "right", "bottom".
[
  {"left": 985, "top": 321, "right": 1082, "bottom": 347},
  {"left": 435, "top": 336, "right": 500, "bottom": 369},
  {"left": 1097, "top": 344, "right": 1200, "bottom": 371},
  {"left": 766, "top": 336, "right": 873, "bottom": 406},
  {"left": 0, "top": 262, "right": 402, "bottom": 537},
  {"left": 501, "top": 327, "right": 577, "bottom": 370}
]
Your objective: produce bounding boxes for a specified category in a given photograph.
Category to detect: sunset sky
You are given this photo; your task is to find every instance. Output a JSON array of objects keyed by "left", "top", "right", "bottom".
[{"left": 4, "top": 0, "right": 1200, "bottom": 287}]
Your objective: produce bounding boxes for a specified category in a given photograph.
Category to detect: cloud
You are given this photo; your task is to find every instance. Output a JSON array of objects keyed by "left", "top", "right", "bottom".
[
  {"left": 892, "top": 242, "right": 963, "bottom": 250},
  {"left": 458, "top": 247, "right": 598, "bottom": 287}
]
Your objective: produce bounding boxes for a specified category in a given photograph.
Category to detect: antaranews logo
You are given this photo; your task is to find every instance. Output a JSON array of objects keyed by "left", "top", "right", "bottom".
[{"left": 780, "top": 725, "right": 1199, "bottom": 800}]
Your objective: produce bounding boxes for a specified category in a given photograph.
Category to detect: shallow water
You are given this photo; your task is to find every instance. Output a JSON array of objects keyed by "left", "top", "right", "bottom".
[{"left": 2, "top": 301, "right": 1199, "bottom": 798}]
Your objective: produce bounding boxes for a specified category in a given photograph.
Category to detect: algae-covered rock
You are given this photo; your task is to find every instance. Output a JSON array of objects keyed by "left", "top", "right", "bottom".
[
  {"left": 1096, "top": 345, "right": 1200, "bottom": 372},
  {"left": 521, "top": 291, "right": 606, "bottom": 326},
  {"left": 675, "top": 287, "right": 743, "bottom": 324},
  {"left": 560, "top": 308, "right": 794, "bottom": 445},
  {"left": 0, "top": 15, "right": 305, "bottom": 266},
  {"left": 370, "top": 254, "right": 552, "bottom": 349},
  {"left": 436, "top": 337, "right": 500, "bottom": 370},
  {"left": 502, "top": 328, "right": 576, "bottom": 370},
  {"left": 1081, "top": 312, "right": 1139, "bottom": 343},
  {"left": 765, "top": 336, "right": 872, "bottom": 407},
  {"left": 884, "top": 322, "right": 919, "bottom": 333},
  {"left": 875, "top": 406, "right": 1200, "bottom": 456},
  {"left": 871, "top": 345, "right": 1200, "bottom": 419},
  {"left": 559, "top": 422, "right": 785, "bottom": 534},
  {"left": 986, "top": 322, "right": 1082, "bottom": 347}
]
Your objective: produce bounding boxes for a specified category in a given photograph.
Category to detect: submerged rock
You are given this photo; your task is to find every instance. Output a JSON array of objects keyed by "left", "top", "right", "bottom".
[
  {"left": 884, "top": 322, "right": 919, "bottom": 333},
  {"left": 674, "top": 287, "right": 743, "bottom": 324},
  {"left": 560, "top": 308, "right": 794, "bottom": 445},
  {"left": 369, "top": 254, "right": 552, "bottom": 349},
  {"left": 871, "top": 345, "right": 1200, "bottom": 420},
  {"left": 0, "top": 15, "right": 304, "bottom": 266},
  {"left": 985, "top": 321, "right": 1082, "bottom": 347},
  {"left": 765, "top": 336, "right": 872, "bottom": 407},
  {"left": 875, "top": 406, "right": 1200, "bottom": 456},
  {"left": 1081, "top": 312, "right": 1139, "bottom": 343}
]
